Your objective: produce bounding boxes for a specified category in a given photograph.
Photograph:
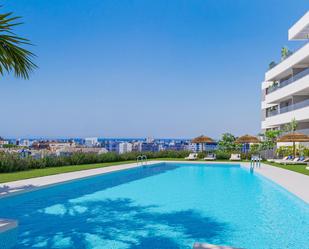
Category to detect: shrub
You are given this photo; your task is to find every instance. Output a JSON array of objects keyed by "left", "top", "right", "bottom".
[
  {"left": 276, "top": 146, "right": 294, "bottom": 157},
  {"left": 0, "top": 150, "right": 191, "bottom": 173},
  {"left": 215, "top": 150, "right": 230, "bottom": 160}
]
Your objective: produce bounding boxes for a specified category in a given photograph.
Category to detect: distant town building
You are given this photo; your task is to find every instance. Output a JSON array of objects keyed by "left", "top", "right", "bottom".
[
  {"left": 20, "top": 139, "right": 31, "bottom": 147},
  {"left": 141, "top": 142, "right": 159, "bottom": 152},
  {"left": 85, "top": 137, "right": 99, "bottom": 147},
  {"left": 145, "top": 137, "right": 155, "bottom": 143},
  {"left": 132, "top": 142, "right": 142, "bottom": 152},
  {"left": 189, "top": 142, "right": 217, "bottom": 152},
  {"left": 118, "top": 142, "right": 133, "bottom": 154},
  {"left": 106, "top": 141, "right": 119, "bottom": 152},
  {"left": 31, "top": 141, "right": 75, "bottom": 151},
  {"left": 57, "top": 147, "right": 108, "bottom": 156},
  {"left": 0, "top": 137, "right": 9, "bottom": 147}
]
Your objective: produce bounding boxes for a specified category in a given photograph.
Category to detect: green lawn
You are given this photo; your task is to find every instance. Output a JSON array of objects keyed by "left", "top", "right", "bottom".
[
  {"left": 263, "top": 161, "right": 309, "bottom": 176},
  {"left": 0, "top": 161, "right": 135, "bottom": 183}
]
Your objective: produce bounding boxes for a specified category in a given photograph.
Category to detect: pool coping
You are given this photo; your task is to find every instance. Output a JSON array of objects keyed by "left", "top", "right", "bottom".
[
  {"left": 0, "top": 160, "right": 308, "bottom": 204},
  {"left": 0, "top": 161, "right": 166, "bottom": 198},
  {"left": 0, "top": 219, "right": 17, "bottom": 233}
]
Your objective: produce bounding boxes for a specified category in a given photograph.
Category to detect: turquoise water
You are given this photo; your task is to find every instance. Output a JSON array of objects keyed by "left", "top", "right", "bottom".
[{"left": 0, "top": 163, "right": 309, "bottom": 249}]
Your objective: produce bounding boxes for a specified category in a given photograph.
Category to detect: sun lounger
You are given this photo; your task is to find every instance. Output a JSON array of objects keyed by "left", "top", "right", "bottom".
[
  {"left": 268, "top": 156, "right": 287, "bottom": 163},
  {"left": 204, "top": 154, "right": 216, "bottom": 161},
  {"left": 276, "top": 156, "right": 308, "bottom": 165},
  {"left": 185, "top": 153, "right": 198, "bottom": 160},
  {"left": 273, "top": 156, "right": 292, "bottom": 164},
  {"left": 229, "top": 154, "right": 241, "bottom": 161}
]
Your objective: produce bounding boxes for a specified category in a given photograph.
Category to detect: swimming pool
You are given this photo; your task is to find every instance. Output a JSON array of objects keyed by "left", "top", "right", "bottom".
[{"left": 0, "top": 163, "right": 308, "bottom": 249}]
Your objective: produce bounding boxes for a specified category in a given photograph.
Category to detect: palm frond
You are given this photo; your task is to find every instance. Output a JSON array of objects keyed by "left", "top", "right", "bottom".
[{"left": 0, "top": 11, "right": 36, "bottom": 79}]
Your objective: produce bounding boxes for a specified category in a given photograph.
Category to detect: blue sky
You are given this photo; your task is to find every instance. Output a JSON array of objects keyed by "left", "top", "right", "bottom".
[{"left": 1, "top": 0, "right": 308, "bottom": 139}]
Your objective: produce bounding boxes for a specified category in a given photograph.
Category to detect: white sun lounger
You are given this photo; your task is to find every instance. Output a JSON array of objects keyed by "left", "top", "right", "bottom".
[
  {"left": 204, "top": 154, "right": 216, "bottom": 161},
  {"left": 273, "top": 156, "right": 289, "bottom": 164},
  {"left": 278, "top": 157, "right": 308, "bottom": 165},
  {"left": 185, "top": 153, "right": 198, "bottom": 160},
  {"left": 229, "top": 154, "right": 241, "bottom": 161}
]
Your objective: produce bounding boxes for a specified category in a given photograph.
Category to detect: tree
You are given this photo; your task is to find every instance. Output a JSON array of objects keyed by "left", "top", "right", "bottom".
[
  {"left": 281, "top": 46, "right": 292, "bottom": 61},
  {"left": 284, "top": 118, "right": 297, "bottom": 133},
  {"left": 260, "top": 130, "right": 282, "bottom": 150},
  {"left": 218, "top": 133, "right": 239, "bottom": 152},
  {"left": 0, "top": 11, "right": 36, "bottom": 79}
]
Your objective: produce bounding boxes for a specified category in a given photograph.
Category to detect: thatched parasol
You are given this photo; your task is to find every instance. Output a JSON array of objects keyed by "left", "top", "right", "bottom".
[
  {"left": 235, "top": 135, "right": 260, "bottom": 159},
  {"left": 191, "top": 135, "right": 214, "bottom": 151},
  {"left": 277, "top": 132, "right": 309, "bottom": 157},
  {"left": 235, "top": 135, "right": 260, "bottom": 144}
]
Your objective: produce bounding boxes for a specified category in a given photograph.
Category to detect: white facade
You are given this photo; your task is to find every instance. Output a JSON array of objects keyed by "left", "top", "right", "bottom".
[
  {"left": 85, "top": 137, "right": 99, "bottom": 147},
  {"left": 118, "top": 142, "right": 133, "bottom": 154},
  {"left": 261, "top": 11, "right": 309, "bottom": 135},
  {"left": 20, "top": 139, "right": 31, "bottom": 147},
  {"left": 145, "top": 137, "right": 155, "bottom": 143}
]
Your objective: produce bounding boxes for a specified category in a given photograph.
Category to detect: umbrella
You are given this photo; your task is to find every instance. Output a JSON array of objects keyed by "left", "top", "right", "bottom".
[
  {"left": 192, "top": 135, "right": 214, "bottom": 152},
  {"left": 277, "top": 132, "right": 309, "bottom": 157},
  {"left": 235, "top": 135, "right": 260, "bottom": 144},
  {"left": 236, "top": 135, "right": 260, "bottom": 159}
]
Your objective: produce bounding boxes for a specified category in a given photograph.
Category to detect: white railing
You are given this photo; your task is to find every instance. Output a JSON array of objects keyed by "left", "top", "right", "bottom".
[
  {"left": 267, "top": 67, "right": 309, "bottom": 94},
  {"left": 267, "top": 41, "right": 309, "bottom": 72},
  {"left": 267, "top": 99, "right": 309, "bottom": 117}
]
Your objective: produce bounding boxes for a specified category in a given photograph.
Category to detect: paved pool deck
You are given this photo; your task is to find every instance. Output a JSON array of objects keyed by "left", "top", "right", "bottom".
[{"left": 0, "top": 160, "right": 308, "bottom": 204}]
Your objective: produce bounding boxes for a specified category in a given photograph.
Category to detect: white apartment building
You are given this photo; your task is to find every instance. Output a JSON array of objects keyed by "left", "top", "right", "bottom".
[
  {"left": 261, "top": 11, "right": 309, "bottom": 135},
  {"left": 85, "top": 137, "right": 99, "bottom": 147},
  {"left": 118, "top": 142, "right": 133, "bottom": 154}
]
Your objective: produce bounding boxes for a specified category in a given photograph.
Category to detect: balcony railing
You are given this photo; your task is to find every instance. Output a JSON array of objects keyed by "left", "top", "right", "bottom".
[
  {"left": 281, "top": 128, "right": 309, "bottom": 136},
  {"left": 266, "top": 67, "right": 309, "bottom": 94},
  {"left": 267, "top": 41, "right": 309, "bottom": 72},
  {"left": 266, "top": 98, "right": 309, "bottom": 118},
  {"left": 267, "top": 109, "right": 279, "bottom": 117}
]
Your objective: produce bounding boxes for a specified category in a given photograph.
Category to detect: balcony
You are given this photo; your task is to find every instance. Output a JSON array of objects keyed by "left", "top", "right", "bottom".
[
  {"left": 263, "top": 104, "right": 309, "bottom": 129},
  {"left": 266, "top": 109, "right": 278, "bottom": 117},
  {"left": 265, "top": 41, "right": 309, "bottom": 81},
  {"left": 266, "top": 67, "right": 309, "bottom": 94},
  {"left": 266, "top": 98, "right": 309, "bottom": 118}
]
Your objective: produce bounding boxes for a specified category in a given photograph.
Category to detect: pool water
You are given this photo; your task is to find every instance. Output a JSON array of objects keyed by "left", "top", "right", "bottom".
[{"left": 0, "top": 163, "right": 309, "bottom": 249}]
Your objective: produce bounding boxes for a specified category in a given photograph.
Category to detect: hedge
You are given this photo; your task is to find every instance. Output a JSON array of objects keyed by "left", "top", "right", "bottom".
[{"left": 0, "top": 150, "right": 190, "bottom": 173}]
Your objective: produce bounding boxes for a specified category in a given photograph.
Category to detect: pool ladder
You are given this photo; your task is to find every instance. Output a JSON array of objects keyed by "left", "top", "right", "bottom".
[
  {"left": 250, "top": 155, "right": 261, "bottom": 170},
  {"left": 136, "top": 155, "right": 147, "bottom": 166}
]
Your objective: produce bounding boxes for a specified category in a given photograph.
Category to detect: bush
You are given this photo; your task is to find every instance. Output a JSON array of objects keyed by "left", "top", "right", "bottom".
[
  {"left": 215, "top": 150, "right": 230, "bottom": 160},
  {"left": 276, "top": 146, "right": 294, "bottom": 157},
  {"left": 0, "top": 150, "right": 191, "bottom": 173},
  {"left": 302, "top": 147, "right": 309, "bottom": 157}
]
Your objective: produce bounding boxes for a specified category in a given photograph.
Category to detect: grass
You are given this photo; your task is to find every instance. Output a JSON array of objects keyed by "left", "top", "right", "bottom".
[
  {"left": 263, "top": 161, "right": 309, "bottom": 176},
  {"left": 0, "top": 161, "right": 135, "bottom": 183}
]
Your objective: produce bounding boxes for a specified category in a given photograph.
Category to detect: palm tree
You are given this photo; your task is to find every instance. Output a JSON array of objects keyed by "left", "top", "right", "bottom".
[
  {"left": 281, "top": 46, "right": 292, "bottom": 61},
  {"left": 0, "top": 11, "right": 36, "bottom": 79}
]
